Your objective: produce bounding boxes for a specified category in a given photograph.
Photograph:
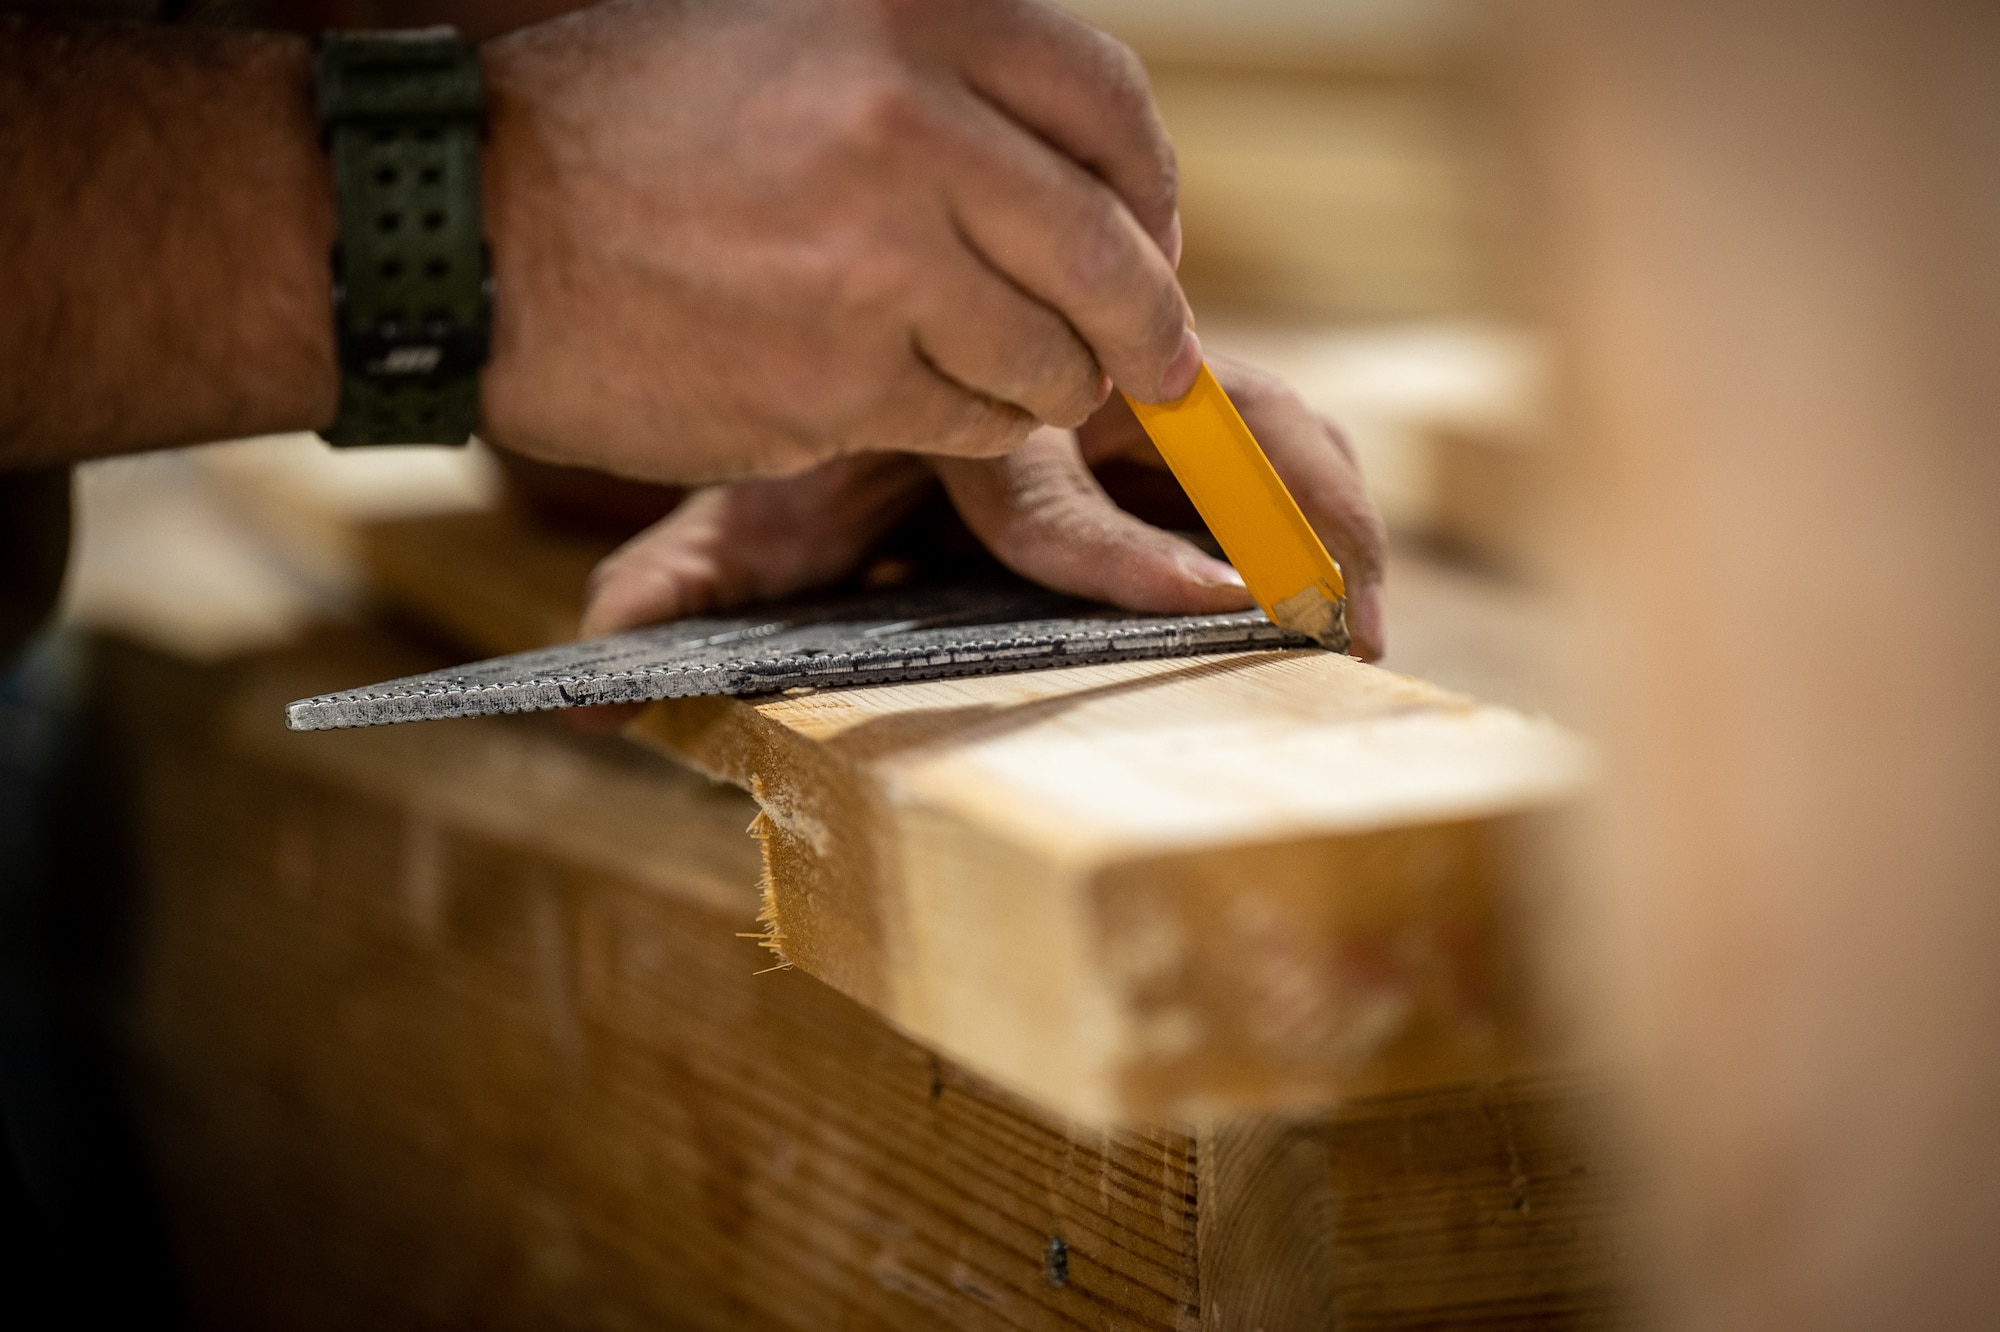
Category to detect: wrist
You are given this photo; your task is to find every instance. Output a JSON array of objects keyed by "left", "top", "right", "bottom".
[
  {"left": 473, "top": 28, "right": 561, "bottom": 464},
  {"left": 235, "top": 32, "right": 343, "bottom": 441},
  {"left": 315, "top": 30, "right": 489, "bottom": 446}
]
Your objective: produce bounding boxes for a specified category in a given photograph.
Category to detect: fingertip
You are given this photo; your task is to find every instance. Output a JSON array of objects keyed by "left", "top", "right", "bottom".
[
  {"left": 577, "top": 581, "right": 622, "bottom": 639},
  {"left": 578, "top": 596, "right": 633, "bottom": 640},
  {"left": 1155, "top": 328, "right": 1203, "bottom": 402},
  {"left": 578, "top": 557, "right": 648, "bottom": 637},
  {"left": 580, "top": 555, "right": 704, "bottom": 639},
  {"left": 1348, "top": 579, "right": 1387, "bottom": 661},
  {"left": 1164, "top": 212, "right": 1183, "bottom": 270},
  {"left": 1182, "top": 552, "right": 1246, "bottom": 592},
  {"left": 1149, "top": 549, "right": 1254, "bottom": 613}
]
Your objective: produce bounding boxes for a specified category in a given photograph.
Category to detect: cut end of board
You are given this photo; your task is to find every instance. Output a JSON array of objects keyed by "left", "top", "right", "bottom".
[{"left": 1269, "top": 584, "right": 1350, "bottom": 653}]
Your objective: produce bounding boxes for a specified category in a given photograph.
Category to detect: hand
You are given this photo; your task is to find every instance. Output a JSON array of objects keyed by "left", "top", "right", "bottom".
[
  {"left": 479, "top": 0, "right": 1200, "bottom": 486},
  {"left": 937, "top": 357, "right": 1387, "bottom": 658},
  {"left": 579, "top": 452, "right": 936, "bottom": 637},
  {"left": 581, "top": 355, "right": 1387, "bottom": 659}
]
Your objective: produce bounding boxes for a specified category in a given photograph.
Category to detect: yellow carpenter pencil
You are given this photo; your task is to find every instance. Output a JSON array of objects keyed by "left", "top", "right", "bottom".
[{"left": 1123, "top": 363, "right": 1349, "bottom": 651}]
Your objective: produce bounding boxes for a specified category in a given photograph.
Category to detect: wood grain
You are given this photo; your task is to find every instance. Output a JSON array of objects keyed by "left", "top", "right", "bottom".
[
  {"left": 98, "top": 629, "right": 1629, "bottom": 1330},
  {"left": 1198, "top": 1117, "right": 1338, "bottom": 1331},
  {"left": 633, "top": 650, "right": 1588, "bottom": 1123},
  {"left": 111, "top": 633, "right": 1202, "bottom": 1331}
]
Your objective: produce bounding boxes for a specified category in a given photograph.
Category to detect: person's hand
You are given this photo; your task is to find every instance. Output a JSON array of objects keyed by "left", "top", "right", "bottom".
[
  {"left": 936, "top": 358, "right": 1387, "bottom": 659},
  {"left": 580, "top": 355, "right": 1387, "bottom": 658},
  {"left": 479, "top": 0, "right": 1200, "bottom": 486},
  {"left": 578, "top": 452, "right": 936, "bottom": 637}
]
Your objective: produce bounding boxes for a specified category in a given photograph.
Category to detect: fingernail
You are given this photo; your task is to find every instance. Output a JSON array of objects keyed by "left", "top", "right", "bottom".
[
  {"left": 1160, "top": 328, "right": 1203, "bottom": 401},
  {"left": 1184, "top": 553, "right": 1245, "bottom": 588}
]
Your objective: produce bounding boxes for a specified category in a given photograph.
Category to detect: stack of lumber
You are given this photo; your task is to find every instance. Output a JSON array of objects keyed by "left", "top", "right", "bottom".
[{"left": 92, "top": 503, "right": 1629, "bottom": 1329}]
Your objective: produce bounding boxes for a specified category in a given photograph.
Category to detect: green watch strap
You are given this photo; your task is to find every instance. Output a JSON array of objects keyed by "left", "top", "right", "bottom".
[{"left": 314, "top": 29, "right": 490, "bottom": 447}]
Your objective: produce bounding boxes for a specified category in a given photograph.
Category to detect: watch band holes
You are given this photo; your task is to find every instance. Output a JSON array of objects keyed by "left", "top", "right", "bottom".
[
  {"left": 370, "top": 128, "right": 396, "bottom": 145},
  {"left": 422, "top": 210, "right": 446, "bottom": 231},
  {"left": 419, "top": 165, "right": 444, "bottom": 185},
  {"left": 376, "top": 212, "right": 402, "bottom": 233},
  {"left": 416, "top": 126, "right": 442, "bottom": 143},
  {"left": 378, "top": 258, "right": 405, "bottom": 280},
  {"left": 425, "top": 258, "right": 450, "bottom": 279}
]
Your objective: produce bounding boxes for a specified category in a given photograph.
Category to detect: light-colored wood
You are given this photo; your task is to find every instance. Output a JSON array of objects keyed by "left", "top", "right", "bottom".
[
  {"left": 1427, "top": 423, "right": 1561, "bottom": 579},
  {"left": 339, "top": 505, "right": 1593, "bottom": 1126},
  {"left": 363, "top": 508, "right": 613, "bottom": 655},
  {"left": 101, "top": 628, "right": 1627, "bottom": 1331},
  {"left": 198, "top": 433, "right": 500, "bottom": 593},
  {"left": 1507, "top": 2, "right": 2000, "bottom": 1328},
  {"left": 1156, "top": 69, "right": 1490, "bottom": 320},
  {"left": 633, "top": 648, "right": 1589, "bottom": 1124}
]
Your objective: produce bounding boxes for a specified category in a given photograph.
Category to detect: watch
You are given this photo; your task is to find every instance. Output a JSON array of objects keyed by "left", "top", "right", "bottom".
[{"left": 313, "top": 29, "right": 490, "bottom": 447}]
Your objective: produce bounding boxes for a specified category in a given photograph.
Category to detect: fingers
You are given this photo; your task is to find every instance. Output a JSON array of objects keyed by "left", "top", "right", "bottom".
[
  {"left": 866, "top": 350, "right": 1041, "bottom": 459},
  {"left": 933, "top": 426, "right": 1258, "bottom": 614},
  {"left": 938, "top": 0, "right": 1181, "bottom": 259},
  {"left": 1074, "top": 354, "right": 1390, "bottom": 659},
  {"left": 912, "top": 249, "right": 1107, "bottom": 428},
  {"left": 580, "top": 454, "right": 935, "bottom": 638},
  {"left": 934, "top": 86, "right": 1201, "bottom": 405},
  {"left": 1213, "top": 361, "right": 1386, "bottom": 659},
  {"left": 578, "top": 488, "right": 731, "bottom": 641}
]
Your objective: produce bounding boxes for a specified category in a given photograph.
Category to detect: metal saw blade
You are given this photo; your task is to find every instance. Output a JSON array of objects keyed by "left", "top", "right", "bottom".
[{"left": 284, "top": 579, "right": 1315, "bottom": 732}]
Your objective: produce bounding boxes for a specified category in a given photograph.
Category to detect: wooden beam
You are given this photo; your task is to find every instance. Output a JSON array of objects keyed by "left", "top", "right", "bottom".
[
  {"left": 364, "top": 508, "right": 613, "bottom": 655},
  {"left": 99, "top": 627, "right": 1627, "bottom": 1330},
  {"left": 349, "top": 507, "right": 1593, "bottom": 1124},
  {"left": 632, "top": 648, "right": 1588, "bottom": 1124}
]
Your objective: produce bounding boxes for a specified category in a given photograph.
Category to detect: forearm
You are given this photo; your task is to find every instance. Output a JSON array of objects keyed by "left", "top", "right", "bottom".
[{"left": 0, "top": 17, "right": 336, "bottom": 469}]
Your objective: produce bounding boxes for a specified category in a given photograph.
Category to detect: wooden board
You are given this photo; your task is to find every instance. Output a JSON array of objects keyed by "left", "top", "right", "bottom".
[
  {"left": 96, "top": 628, "right": 1628, "bottom": 1331},
  {"left": 633, "top": 649, "right": 1589, "bottom": 1124},
  {"left": 364, "top": 507, "right": 615, "bottom": 656},
  {"left": 346, "top": 508, "right": 1594, "bottom": 1126}
]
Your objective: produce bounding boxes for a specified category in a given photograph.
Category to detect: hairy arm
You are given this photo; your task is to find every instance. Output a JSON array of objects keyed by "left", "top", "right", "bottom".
[
  {"left": 2, "top": 1, "right": 1198, "bottom": 482},
  {"left": 0, "top": 17, "right": 337, "bottom": 468},
  {"left": 0, "top": 9, "right": 1384, "bottom": 663}
]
